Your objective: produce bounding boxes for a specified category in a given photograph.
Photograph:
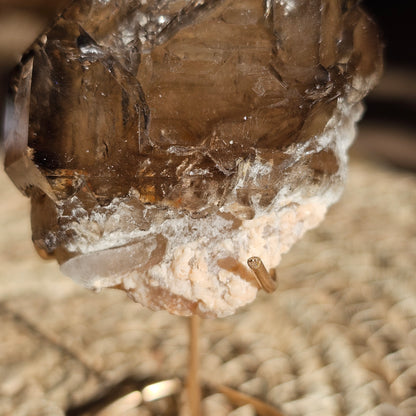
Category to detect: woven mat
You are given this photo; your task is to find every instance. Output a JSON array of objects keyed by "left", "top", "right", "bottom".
[{"left": 0, "top": 154, "right": 415, "bottom": 416}]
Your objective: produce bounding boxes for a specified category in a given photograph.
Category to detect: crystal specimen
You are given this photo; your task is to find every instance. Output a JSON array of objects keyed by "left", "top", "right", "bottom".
[{"left": 4, "top": 0, "right": 382, "bottom": 317}]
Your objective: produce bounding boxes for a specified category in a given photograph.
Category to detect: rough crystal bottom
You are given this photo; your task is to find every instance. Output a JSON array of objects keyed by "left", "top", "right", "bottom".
[{"left": 4, "top": 0, "right": 382, "bottom": 317}]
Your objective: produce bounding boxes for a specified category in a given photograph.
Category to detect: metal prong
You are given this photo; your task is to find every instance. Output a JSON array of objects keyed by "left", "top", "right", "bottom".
[
  {"left": 247, "top": 256, "right": 277, "bottom": 293},
  {"left": 142, "top": 379, "right": 182, "bottom": 402},
  {"left": 97, "top": 391, "right": 142, "bottom": 416}
]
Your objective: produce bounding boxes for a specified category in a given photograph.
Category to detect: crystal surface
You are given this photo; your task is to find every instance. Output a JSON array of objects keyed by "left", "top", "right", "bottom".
[{"left": 4, "top": 0, "right": 382, "bottom": 317}]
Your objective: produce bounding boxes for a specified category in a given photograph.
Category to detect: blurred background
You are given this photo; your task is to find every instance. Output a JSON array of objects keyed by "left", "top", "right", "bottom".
[{"left": 0, "top": 1, "right": 415, "bottom": 416}]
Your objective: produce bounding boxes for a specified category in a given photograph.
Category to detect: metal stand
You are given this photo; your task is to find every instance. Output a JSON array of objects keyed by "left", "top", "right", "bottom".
[{"left": 187, "top": 314, "right": 201, "bottom": 416}]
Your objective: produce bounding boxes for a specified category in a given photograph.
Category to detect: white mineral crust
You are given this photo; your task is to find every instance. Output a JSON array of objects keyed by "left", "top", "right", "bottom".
[{"left": 60, "top": 98, "right": 363, "bottom": 317}]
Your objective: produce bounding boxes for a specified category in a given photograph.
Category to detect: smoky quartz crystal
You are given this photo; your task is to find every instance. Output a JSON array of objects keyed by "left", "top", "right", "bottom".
[{"left": 4, "top": 0, "right": 382, "bottom": 317}]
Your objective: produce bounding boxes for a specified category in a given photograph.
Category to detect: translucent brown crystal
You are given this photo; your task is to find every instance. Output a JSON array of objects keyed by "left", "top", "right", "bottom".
[{"left": 4, "top": 0, "right": 382, "bottom": 317}]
